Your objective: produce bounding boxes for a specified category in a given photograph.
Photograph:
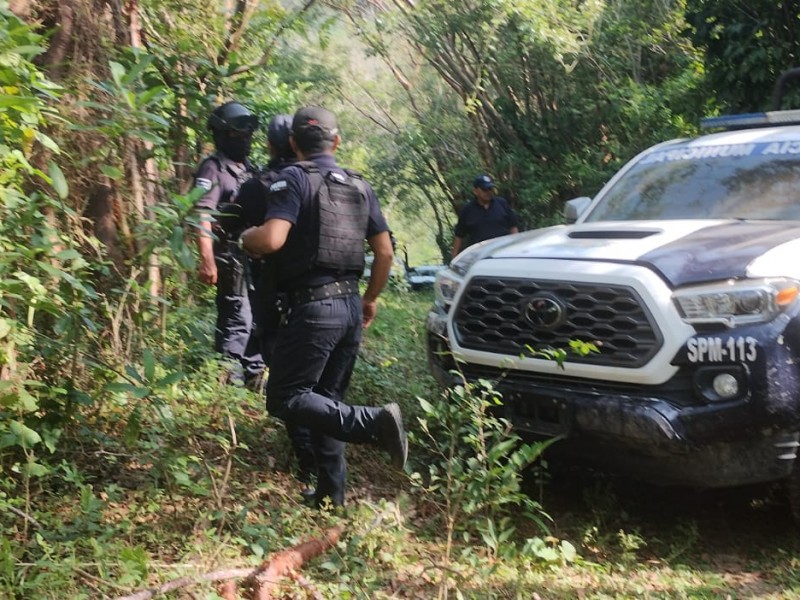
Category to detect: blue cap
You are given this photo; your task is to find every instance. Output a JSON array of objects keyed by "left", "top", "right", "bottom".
[{"left": 473, "top": 174, "right": 495, "bottom": 189}]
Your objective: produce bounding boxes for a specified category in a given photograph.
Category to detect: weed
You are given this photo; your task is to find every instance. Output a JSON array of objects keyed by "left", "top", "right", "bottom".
[{"left": 410, "top": 378, "right": 561, "bottom": 597}]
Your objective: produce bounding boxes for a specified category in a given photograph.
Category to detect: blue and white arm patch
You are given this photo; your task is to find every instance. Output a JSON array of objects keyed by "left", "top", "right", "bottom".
[
  {"left": 195, "top": 178, "right": 213, "bottom": 191},
  {"left": 269, "top": 180, "right": 288, "bottom": 193}
]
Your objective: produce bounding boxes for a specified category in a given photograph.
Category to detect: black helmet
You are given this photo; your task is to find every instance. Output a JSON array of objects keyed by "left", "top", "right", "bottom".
[
  {"left": 207, "top": 101, "right": 260, "bottom": 133},
  {"left": 267, "top": 114, "right": 294, "bottom": 159}
]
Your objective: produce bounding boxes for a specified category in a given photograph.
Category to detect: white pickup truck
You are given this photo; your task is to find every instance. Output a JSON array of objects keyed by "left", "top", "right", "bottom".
[{"left": 427, "top": 70, "right": 800, "bottom": 518}]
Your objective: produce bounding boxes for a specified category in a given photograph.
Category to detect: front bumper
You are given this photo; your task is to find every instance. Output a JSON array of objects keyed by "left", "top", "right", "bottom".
[{"left": 427, "top": 306, "right": 800, "bottom": 487}]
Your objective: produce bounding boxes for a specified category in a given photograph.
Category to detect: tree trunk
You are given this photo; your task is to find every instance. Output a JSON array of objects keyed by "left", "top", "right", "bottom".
[
  {"left": 40, "top": 0, "right": 75, "bottom": 80},
  {"left": 83, "top": 183, "right": 126, "bottom": 272}
]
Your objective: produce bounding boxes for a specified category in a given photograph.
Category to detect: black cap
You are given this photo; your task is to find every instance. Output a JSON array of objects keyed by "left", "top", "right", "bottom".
[
  {"left": 267, "top": 114, "right": 293, "bottom": 147},
  {"left": 292, "top": 106, "right": 338, "bottom": 140},
  {"left": 473, "top": 174, "right": 495, "bottom": 189}
]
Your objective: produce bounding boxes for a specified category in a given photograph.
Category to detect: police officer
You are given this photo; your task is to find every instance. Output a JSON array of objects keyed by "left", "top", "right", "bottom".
[
  {"left": 452, "top": 174, "right": 520, "bottom": 257},
  {"left": 234, "top": 114, "right": 317, "bottom": 495},
  {"left": 192, "top": 101, "right": 266, "bottom": 387},
  {"left": 239, "top": 106, "right": 407, "bottom": 507},
  {"left": 235, "top": 114, "right": 295, "bottom": 363}
]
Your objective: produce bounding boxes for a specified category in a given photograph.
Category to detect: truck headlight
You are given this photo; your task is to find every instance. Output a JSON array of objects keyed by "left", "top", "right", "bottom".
[
  {"left": 450, "top": 239, "right": 493, "bottom": 276},
  {"left": 673, "top": 278, "right": 799, "bottom": 326},
  {"left": 434, "top": 270, "right": 462, "bottom": 310}
]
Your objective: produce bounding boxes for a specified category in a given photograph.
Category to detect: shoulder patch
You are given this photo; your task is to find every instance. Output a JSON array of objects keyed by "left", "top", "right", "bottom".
[
  {"left": 195, "top": 178, "right": 213, "bottom": 191},
  {"left": 269, "top": 180, "right": 288, "bottom": 193}
]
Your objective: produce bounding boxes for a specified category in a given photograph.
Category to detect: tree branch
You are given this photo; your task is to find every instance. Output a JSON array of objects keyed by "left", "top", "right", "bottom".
[
  {"left": 112, "top": 525, "right": 344, "bottom": 600},
  {"left": 230, "top": 0, "right": 319, "bottom": 76}
]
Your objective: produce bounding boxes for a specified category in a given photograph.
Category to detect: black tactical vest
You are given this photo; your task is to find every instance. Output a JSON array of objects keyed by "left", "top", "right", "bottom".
[
  {"left": 277, "top": 162, "right": 370, "bottom": 286},
  {"left": 204, "top": 153, "right": 254, "bottom": 202},
  {"left": 208, "top": 154, "right": 257, "bottom": 241}
]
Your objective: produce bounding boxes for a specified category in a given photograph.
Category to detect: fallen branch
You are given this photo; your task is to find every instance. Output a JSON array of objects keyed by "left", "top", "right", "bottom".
[
  {"left": 3, "top": 505, "right": 43, "bottom": 530},
  {"left": 113, "top": 568, "right": 253, "bottom": 600},
  {"left": 112, "top": 525, "right": 344, "bottom": 600},
  {"left": 251, "top": 525, "right": 344, "bottom": 600}
]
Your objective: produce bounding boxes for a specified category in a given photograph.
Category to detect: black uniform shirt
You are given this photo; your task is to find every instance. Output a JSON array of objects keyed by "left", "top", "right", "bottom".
[
  {"left": 264, "top": 153, "right": 389, "bottom": 290},
  {"left": 454, "top": 195, "right": 519, "bottom": 249},
  {"left": 235, "top": 159, "right": 295, "bottom": 229}
]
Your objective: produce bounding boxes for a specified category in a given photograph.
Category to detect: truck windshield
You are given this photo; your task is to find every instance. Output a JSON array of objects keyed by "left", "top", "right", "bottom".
[{"left": 584, "top": 142, "right": 800, "bottom": 222}]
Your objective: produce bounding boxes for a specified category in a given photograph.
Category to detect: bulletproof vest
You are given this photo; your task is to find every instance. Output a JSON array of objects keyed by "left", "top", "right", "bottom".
[
  {"left": 278, "top": 162, "right": 370, "bottom": 284},
  {"left": 208, "top": 153, "right": 254, "bottom": 204},
  {"left": 208, "top": 153, "right": 256, "bottom": 239}
]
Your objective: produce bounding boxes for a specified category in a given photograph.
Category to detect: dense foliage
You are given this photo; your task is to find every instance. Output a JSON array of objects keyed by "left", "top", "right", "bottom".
[{"left": 2, "top": 0, "right": 800, "bottom": 596}]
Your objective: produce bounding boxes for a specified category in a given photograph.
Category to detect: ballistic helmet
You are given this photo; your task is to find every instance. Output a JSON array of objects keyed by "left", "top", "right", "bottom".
[{"left": 207, "top": 101, "right": 260, "bottom": 133}]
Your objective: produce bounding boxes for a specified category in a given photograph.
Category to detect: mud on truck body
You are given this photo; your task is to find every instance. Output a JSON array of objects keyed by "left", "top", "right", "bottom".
[{"left": 426, "top": 69, "right": 800, "bottom": 518}]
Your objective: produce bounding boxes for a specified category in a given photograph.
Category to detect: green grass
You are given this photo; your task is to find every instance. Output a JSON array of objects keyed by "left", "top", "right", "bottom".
[{"left": 4, "top": 288, "right": 800, "bottom": 598}]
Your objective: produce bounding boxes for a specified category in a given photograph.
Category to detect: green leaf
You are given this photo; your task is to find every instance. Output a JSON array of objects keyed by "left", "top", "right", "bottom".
[
  {"left": 125, "top": 364, "right": 144, "bottom": 384},
  {"left": 55, "top": 248, "right": 82, "bottom": 260},
  {"left": 417, "top": 397, "right": 435, "bottom": 415},
  {"left": 17, "top": 388, "right": 38, "bottom": 412},
  {"left": 109, "top": 61, "right": 125, "bottom": 88},
  {"left": 34, "top": 131, "right": 60, "bottom": 153},
  {"left": 142, "top": 348, "right": 155, "bottom": 382},
  {"left": 106, "top": 382, "right": 142, "bottom": 395},
  {"left": 140, "top": 111, "right": 169, "bottom": 127},
  {"left": 131, "top": 386, "right": 151, "bottom": 399},
  {"left": 560, "top": 540, "right": 577, "bottom": 562},
  {"left": 155, "top": 371, "right": 184, "bottom": 387},
  {"left": 9, "top": 420, "right": 41, "bottom": 448},
  {"left": 47, "top": 161, "right": 68, "bottom": 199},
  {"left": 0, "top": 95, "right": 39, "bottom": 109},
  {"left": 129, "top": 129, "right": 165, "bottom": 144},
  {"left": 100, "top": 165, "right": 124, "bottom": 180},
  {"left": 10, "top": 44, "right": 45, "bottom": 57},
  {"left": 23, "top": 462, "right": 50, "bottom": 478}
]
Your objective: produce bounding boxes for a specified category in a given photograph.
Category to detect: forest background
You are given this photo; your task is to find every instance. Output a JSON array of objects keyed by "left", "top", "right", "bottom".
[{"left": 2, "top": 0, "right": 800, "bottom": 598}]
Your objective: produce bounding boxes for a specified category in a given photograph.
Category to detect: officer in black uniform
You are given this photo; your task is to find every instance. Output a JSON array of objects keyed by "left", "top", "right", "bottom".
[
  {"left": 234, "top": 114, "right": 317, "bottom": 495},
  {"left": 239, "top": 106, "right": 407, "bottom": 507},
  {"left": 192, "top": 101, "right": 266, "bottom": 387},
  {"left": 452, "top": 173, "right": 520, "bottom": 257}
]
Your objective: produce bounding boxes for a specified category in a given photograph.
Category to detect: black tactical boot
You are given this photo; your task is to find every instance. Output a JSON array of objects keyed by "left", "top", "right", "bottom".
[{"left": 375, "top": 403, "right": 408, "bottom": 470}]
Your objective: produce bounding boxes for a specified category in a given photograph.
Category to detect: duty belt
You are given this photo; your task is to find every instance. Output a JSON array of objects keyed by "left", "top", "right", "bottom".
[{"left": 287, "top": 279, "right": 360, "bottom": 308}]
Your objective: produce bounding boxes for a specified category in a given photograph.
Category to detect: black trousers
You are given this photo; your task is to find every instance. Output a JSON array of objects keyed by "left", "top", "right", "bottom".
[
  {"left": 214, "top": 251, "right": 265, "bottom": 381},
  {"left": 265, "top": 293, "right": 382, "bottom": 506}
]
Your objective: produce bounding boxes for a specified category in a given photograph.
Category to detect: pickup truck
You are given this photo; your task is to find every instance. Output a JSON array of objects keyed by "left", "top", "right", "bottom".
[{"left": 426, "top": 69, "right": 800, "bottom": 519}]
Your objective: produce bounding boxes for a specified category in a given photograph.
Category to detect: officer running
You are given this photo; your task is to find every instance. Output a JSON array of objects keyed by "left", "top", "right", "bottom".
[
  {"left": 239, "top": 106, "right": 407, "bottom": 507},
  {"left": 192, "top": 101, "right": 266, "bottom": 388}
]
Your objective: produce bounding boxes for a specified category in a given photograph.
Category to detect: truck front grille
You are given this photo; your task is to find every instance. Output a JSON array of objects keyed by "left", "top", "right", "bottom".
[{"left": 453, "top": 276, "right": 662, "bottom": 368}]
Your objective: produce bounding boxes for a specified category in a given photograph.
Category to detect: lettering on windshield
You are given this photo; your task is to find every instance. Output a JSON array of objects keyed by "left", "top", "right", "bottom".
[{"left": 641, "top": 141, "right": 800, "bottom": 165}]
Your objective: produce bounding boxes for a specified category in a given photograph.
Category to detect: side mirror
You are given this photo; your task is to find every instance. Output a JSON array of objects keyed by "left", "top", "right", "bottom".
[{"left": 564, "top": 196, "right": 592, "bottom": 224}]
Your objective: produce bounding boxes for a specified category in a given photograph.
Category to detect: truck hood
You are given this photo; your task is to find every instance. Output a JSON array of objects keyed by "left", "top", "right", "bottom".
[{"left": 486, "top": 220, "right": 800, "bottom": 287}]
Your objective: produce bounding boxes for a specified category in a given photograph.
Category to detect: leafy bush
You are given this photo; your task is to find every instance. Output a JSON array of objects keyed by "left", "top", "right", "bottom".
[{"left": 411, "top": 379, "right": 575, "bottom": 595}]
